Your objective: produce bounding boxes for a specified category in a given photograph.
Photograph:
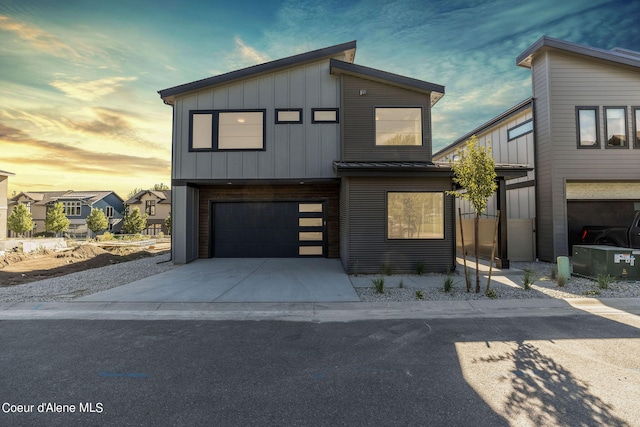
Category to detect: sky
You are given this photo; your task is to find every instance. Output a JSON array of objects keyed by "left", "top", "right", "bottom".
[{"left": 1, "top": 0, "right": 640, "bottom": 198}]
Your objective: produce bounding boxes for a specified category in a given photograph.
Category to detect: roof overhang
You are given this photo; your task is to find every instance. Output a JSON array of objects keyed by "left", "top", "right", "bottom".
[
  {"left": 517, "top": 36, "right": 640, "bottom": 70},
  {"left": 334, "top": 161, "right": 530, "bottom": 179},
  {"left": 0, "top": 170, "right": 15, "bottom": 177},
  {"left": 330, "top": 59, "right": 445, "bottom": 106},
  {"left": 159, "top": 41, "right": 357, "bottom": 105}
]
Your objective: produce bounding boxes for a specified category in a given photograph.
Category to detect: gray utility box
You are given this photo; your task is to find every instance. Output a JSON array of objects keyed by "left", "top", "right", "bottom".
[{"left": 572, "top": 245, "right": 640, "bottom": 279}]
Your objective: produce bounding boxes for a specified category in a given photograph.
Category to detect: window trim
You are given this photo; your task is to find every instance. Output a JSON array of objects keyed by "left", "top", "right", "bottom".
[
  {"left": 575, "top": 106, "right": 601, "bottom": 149},
  {"left": 311, "top": 108, "right": 339, "bottom": 124},
  {"left": 633, "top": 107, "right": 640, "bottom": 148},
  {"left": 275, "top": 108, "right": 303, "bottom": 124},
  {"left": 386, "top": 191, "right": 445, "bottom": 240},
  {"left": 507, "top": 119, "right": 533, "bottom": 141},
  {"left": 105, "top": 206, "right": 114, "bottom": 218},
  {"left": 145, "top": 200, "right": 156, "bottom": 216},
  {"left": 604, "top": 106, "right": 628, "bottom": 149},
  {"left": 374, "top": 106, "right": 424, "bottom": 147},
  {"left": 189, "top": 109, "right": 266, "bottom": 152},
  {"left": 62, "top": 201, "right": 81, "bottom": 217}
]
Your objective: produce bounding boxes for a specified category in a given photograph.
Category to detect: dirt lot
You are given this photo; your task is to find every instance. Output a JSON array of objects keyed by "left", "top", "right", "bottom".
[{"left": 0, "top": 242, "right": 170, "bottom": 287}]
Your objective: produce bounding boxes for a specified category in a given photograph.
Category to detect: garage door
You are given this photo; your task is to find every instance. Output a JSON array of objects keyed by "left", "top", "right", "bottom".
[
  {"left": 567, "top": 200, "right": 640, "bottom": 250},
  {"left": 212, "top": 202, "right": 325, "bottom": 257}
]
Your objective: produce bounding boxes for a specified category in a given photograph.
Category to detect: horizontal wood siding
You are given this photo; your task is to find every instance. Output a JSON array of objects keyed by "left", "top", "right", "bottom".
[
  {"left": 342, "top": 75, "right": 432, "bottom": 162},
  {"left": 173, "top": 59, "right": 340, "bottom": 181},
  {"left": 543, "top": 50, "right": 640, "bottom": 259},
  {"left": 344, "top": 176, "right": 454, "bottom": 274},
  {"left": 198, "top": 183, "right": 340, "bottom": 259}
]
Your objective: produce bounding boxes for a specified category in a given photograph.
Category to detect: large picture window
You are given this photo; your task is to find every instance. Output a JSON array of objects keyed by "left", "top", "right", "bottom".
[
  {"left": 375, "top": 107, "right": 423, "bottom": 146},
  {"left": 190, "top": 110, "right": 265, "bottom": 151},
  {"left": 387, "top": 192, "right": 444, "bottom": 239},
  {"left": 604, "top": 107, "right": 627, "bottom": 148},
  {"left": 576, "top": 107, "right": 600, "bottom": 148}
]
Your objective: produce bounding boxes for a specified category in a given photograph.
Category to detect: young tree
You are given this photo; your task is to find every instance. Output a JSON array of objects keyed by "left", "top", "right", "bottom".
[
  {"left": 7, "top": 203, "right": 34, "bottom": 237},
  {"left": 86, "top": 208, "right": 108, "bottom": 238},
  {"left": 151, "top": 183, "right": 170, "bottom": 191},
  {"left": 447, "top": 135, "right": 497, "bottom": 293},
  {"left": 46, "top": 202, "right": 70, "bottom": 237},
  {"left": 122, "top": 207, "right": 147, "bottom": 234},
  {"left": 164, "top": 212, "right": 171, "bottom": 235}
]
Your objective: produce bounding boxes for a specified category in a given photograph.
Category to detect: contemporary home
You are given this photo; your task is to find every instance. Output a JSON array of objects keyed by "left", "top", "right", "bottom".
[
  {"left": 125, "top": 190, "right": 171, "bottom": 235},
  {"left": 434, "top": 36, "right": 640, "bottom": 262},
  {"left": 0, "top": 170, "right": 15, "bottom": 239},
  {"left": 8, "top": 190, "right": 125, "bottom": 237},
  {"left": 159, "top": 41, "right": 526, "bottom": 272}
]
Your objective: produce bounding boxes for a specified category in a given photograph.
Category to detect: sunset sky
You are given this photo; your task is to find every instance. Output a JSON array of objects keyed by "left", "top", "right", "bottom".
[{"left": 2, "top": 0, "right": 639, "bottom": 198}]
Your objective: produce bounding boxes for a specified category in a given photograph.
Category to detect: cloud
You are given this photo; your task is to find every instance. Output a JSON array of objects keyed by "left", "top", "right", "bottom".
[
  {"left": 49, "top": 76, "right": 137, "bottom": 101},
  {"left": 234, "top": 36, "right": 269, "bottom": 64},
  {"left": 0, "top": 14, "right": 82, "bottom": 61}
]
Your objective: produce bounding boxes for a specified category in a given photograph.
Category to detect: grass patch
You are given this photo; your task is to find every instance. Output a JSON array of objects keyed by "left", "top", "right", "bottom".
[
  {"left": 382, "top": 263, "right": 393, "bottom": 276},
  {"left": 371, "top": 277, "right": 385, "bottom": 294},
  {"left": 486, "top": 289, "right": 497, "bottom": 299},
  {"left": 522, "top": 269, "right": 535, "bottom": 290},
  {"left": 584, "top": 290, "right": 601, "bottom": 296},
  {"left": 557, "top": 275, "right": 566, "bottom": 287},
  {"left": 596, "top": 274, "right": 614, "bottom": 290},
  {"left": 443, "top": 270, "right": 454, "bottom": 293},
  {"left": 415, "top": 290, "right": 424, "bottom": 300},
  {"left": 416, "top": 262, "right": 425, "bottom": 276}
]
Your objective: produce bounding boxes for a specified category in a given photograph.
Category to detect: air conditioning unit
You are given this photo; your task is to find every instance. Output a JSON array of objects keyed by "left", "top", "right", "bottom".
[{"left": 572, "top": 245, "right": 640, "bottom": 279}]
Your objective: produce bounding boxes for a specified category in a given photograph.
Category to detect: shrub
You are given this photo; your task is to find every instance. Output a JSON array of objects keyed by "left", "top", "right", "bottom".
[
  {"left": 415, "top": 290, "right": 424, "bottom": 300},
  {"left": 97, "top": 231, "right": 115, "bottom": 241},
  {"left": 596, "top": 274, "right": 613, "bottom": 290},
  {"left": 522, "top": 269, "right": 535, "bottom": 290},
  {"left": 584, "top": 290, "right": 601, "bottom": 296},
  {"left": 33, "top": 231, "right": 56, "bottom": 238},
  {"left": 486, "top": 289, "right": 498, "bottom": 299},
  {"left": 416, "top": 262, "right": 425, "bottom": 276},
  {"left": 382, "top": 263, "right": 393, "bottom": 276},
  {"left": 557, "top": 275, "right": 566, "bottom": 287},
  {"left": 399, "top": 279, "right": 404, "bottom": 289},
  {"left": 443, "top": 270, "right": 454, "bottom": 293},
  {"left": 371, "top": 277, "right": 385, "bottom": 294}
]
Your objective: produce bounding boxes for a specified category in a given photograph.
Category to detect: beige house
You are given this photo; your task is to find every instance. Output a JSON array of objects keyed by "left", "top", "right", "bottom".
[
  {"left": 7, "top": 191, "right": 69, "bottom": 237},
  {"left": 125, "top": 190, "right": 171, "bottom": 235},
  {"left": 0, "top": 170, "right": 15, "bottom": 239}
]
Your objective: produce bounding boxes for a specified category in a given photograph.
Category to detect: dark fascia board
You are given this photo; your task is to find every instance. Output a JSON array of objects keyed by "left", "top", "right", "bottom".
[
  {"left": 516, "top": 36, "right": 640, "bottom": 70},
  {"left": 330, "top": 59, "right": 445, "bottom": 106},
  {"left": 159, "top": 41, "right": 357, "bottom": 104},
  {"left": 432, "top": 98, "right": 533, "bottom": 159},
  {"left": 333, "top": 161, "right": 530, "bottom": 179}
]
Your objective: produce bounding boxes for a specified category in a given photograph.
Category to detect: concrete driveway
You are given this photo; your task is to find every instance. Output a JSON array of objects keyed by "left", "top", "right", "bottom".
[{"left": 79, "top": 258, "right": 360, "bottom": 303}]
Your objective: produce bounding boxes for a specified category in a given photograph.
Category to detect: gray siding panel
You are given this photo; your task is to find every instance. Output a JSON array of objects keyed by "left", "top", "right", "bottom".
[
  {"left": 344, "top": 176, "right": 454, "bottom": 274},
  {"left": 342, "top": 75, "right": 432, "bottom": 162}
]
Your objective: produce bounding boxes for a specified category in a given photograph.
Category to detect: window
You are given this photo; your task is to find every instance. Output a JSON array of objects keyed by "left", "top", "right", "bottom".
[
  {"left": 105, "top": 206, "right": 114, "bottom": 218},
  {"left": 312, "top": 108, "right": 339, "bottom": 123},
  {"left": 576, "top": 107, "right": 600, "bottom": 148},
  {"left": 145, "top": 200, "right": 156, "bottom": 216},
  {"left": 633, "top": 107, "right": 640, "bottom": 148},
  {"left": 62, "top": 201, "right": 81, "bottom": 216},
  {"left": 275, "top": 109, "right": 302, "bottom": 124},
  {"left": 604, "top": 107, "right": 627, "bottom": 147},
  {"left": 375, "top": 107, "right": 422, "bottom": 146},
  {"left": 190, "top": 110, "right": 265, "bottom": 151},
  {"left": 387, "top": 192, "right": 444, "bottom": 239},
  {"left": 507, "top": 119, "right": 533, "bottom": 141}
]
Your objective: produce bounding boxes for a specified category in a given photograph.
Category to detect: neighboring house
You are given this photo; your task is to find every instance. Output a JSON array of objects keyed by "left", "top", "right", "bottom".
[
  {"left": 0, "top": 170, "right": 15, "bottom": 239},
  {"left": 435, "top": 36, "right": 640, "bottom": 263},
  {"left": 158, "top": 41, "right": 526, "bottom": 272},
  {"left": 125, "top": 190, "right": 171, "bottom": 235},
  {"left": 8, "top": 190, "right": 125, "bottom": 237}
]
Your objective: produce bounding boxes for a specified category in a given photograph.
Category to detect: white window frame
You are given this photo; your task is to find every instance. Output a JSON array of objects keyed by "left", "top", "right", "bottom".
[
  {"left": 105, "top": 206, "right": 114, "bottom": 218},
  {"left": 62, "top": 201, "right": 81, "bottom": 216}
]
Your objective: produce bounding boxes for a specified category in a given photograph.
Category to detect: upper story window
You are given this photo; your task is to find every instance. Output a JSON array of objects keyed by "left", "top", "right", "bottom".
[
  {"left": 634, "top": 107, "right": 640, "bottom": 148},
  {"left": 275, "top": 109, "right": 302, "bottom": 124},
  {"left": 375, "top": 107, "right": 423, "bottom": 146},
  {"left": 190, "top": 110, "right": 266, "bottom": 151},
  {"left": 145, "top": 200, "right": 156, "bottom": 216},
  {"left": 105, "top": 206, "right": 114, "bottom": 218},
  {"left": 312, "top": 108, "right": 339, "bottom": 123},
  {"left": 604, "top": 107, "right": 627, "bottom": 148},
  {"left": 507, "top": 119, "right": 533, "bottom": 141},
  {"left": 62, "top": 201, "right": 81, "bottom": 216},
  {"left": 576, "top": 107, "right": 600, "bottom": 148}
]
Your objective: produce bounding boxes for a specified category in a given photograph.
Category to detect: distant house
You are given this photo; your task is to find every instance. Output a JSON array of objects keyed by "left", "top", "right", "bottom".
[
  {"left": 435, "top": 36, "right": 640, "bottom": 262},
  {"left": 0, "top": 170, "right": 15, "bottom": 239},
  {"left": 8, "top": 190, "right": 125, "bottom": 237},
  {"left": 125, "top": 190, "right": 171, "bottom": 235},
  {"left": 158, "top": 41, "right": 526, "bottom": 271}
]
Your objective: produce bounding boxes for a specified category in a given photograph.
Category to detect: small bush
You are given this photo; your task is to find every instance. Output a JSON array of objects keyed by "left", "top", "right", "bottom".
[
  {"left": 416, "top": 262, "right": 425, "bottom": 276},
  {"left": 486, "top": 289, "right": 498, "bottom": 299},
  {"left": 584, "top": 290, "right": 601, "bottom": 296},
  {"left": 371, "top": 277, "right": 385, "bottom": 294},
  {"left": 158, "top": 232, "right": 165, "bottom": 239},
  {"left": 596, "top": 274, "right": 613, "bottom": 290},
  {"left": 557, "top": 275, "right": 566, "bottom": 287},
  {"left": 415, "top": 290, "right": 424, "bottom": 300},
  {"left": 522, "top": 269, "right": 535, "bottom": 290},
  {"left": 33, "top": 231, "right": 56, "bottom": 238},
  {"left": 97, "top": 231, "right": 115, "bottom": 241},
  {"left": 443, "top": 270, "right": 454, "bottom": 293}
]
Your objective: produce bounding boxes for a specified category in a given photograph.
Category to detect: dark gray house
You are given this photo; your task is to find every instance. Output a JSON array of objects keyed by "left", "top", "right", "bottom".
[{"left": 159, "top": 41, "right": 524, "bottom": 273}]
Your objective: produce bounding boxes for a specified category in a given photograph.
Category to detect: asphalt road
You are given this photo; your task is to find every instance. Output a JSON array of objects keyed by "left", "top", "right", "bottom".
[{"left": 1, "top": 315, "right": 639, "bottom": 426}]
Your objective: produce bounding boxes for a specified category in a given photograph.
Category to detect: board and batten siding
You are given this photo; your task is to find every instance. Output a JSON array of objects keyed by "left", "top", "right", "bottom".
[
  {"left": 172, "top": 59, "right": 340, "bottom": 181},
  {"left": 534, "top": 50, "right": 640, "bottom": 261},
  {"left": 342, "top": 176, "right": 455, "bottom": 274},
  {"left": 341, "top": 75, "right": 432, "bottom": 162}
]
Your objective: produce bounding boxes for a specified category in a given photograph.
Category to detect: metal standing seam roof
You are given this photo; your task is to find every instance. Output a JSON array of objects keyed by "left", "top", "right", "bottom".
[{"left": 158, "top": 40, "right": 357, "bottom": 104}]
